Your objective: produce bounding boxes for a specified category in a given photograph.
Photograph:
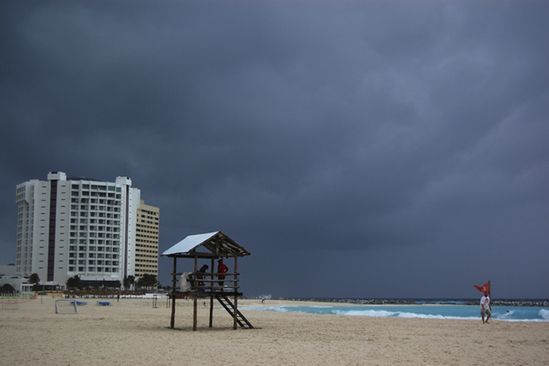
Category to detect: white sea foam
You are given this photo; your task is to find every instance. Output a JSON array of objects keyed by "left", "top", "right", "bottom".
[
  {"left": 494, "top": 318, "right": 547, "bottom": 323},
  {"left": 333, "top": 309, "right": 395, "bottom": 317},
  {"left": 395, "top": 312, "right": 476, "bottom": 320},
  {"left": 242, "top": 305, "right": 289, "bottom": 312},
  {"left": 540, "top": 309, "right": 549, "bottom": 320},
  {"left": 496, "top": 310, "right": 514, "bottom": 320},
  {"left": 333, "top": 309, "right": 477, "bottom": 320}
]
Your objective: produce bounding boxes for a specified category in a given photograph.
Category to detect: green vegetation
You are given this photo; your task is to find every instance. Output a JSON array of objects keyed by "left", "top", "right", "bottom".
[
  {"left": 136, "top": 274, "right": 158, "bottom": 290},
  {"left": 66, "top": 275, "right": 81, "bottom": 290},
  {"left": 29, "top": 273, "right": 40, "bottom": 291}
]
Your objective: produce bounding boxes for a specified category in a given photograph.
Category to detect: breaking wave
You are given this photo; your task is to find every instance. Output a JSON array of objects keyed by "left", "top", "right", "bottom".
[
  {"left": 243, "top": 305, "right": 290, "bottom": 312},
  {"left": 332, "top": 309, "right": 477, "bottom": 320},
  {"left": 242, "top": 305, "right": 549, "bottom": 322}
]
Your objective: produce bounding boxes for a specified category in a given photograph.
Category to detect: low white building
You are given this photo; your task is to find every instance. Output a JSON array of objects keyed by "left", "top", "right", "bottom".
[{"left": 0, "top": 264, "right": 33, "bottom": 294}]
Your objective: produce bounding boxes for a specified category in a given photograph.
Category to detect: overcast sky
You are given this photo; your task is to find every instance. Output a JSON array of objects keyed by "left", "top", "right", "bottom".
[{"left": 1, "top": 1, "right": 548, "bottom": 298}]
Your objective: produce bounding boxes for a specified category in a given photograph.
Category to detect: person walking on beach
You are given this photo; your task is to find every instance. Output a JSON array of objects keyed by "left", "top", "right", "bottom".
[
  {"left": 480, "top": 291, "right": 491, "bottom": 324},
  {"left": 217, "top": 258, "right": 229, "bottom": 290}
]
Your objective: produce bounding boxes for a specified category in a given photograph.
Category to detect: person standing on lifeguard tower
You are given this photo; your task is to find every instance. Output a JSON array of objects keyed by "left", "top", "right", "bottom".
[{"left": 217, "top": 258, "right": 229, "bottom": 290}]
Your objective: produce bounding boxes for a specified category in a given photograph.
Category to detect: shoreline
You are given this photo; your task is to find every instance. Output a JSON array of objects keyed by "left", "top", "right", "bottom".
[
  {"left": 244, "top": 299, "right": 549, "bottom": 322},
  {"left": 264, "top": 297, "right": 549, "bottom": 307}
]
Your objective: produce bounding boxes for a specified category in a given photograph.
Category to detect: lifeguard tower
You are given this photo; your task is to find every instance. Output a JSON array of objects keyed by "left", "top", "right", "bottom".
[{"left": 162, "top": 231, "right": 253, "bottom": 330}]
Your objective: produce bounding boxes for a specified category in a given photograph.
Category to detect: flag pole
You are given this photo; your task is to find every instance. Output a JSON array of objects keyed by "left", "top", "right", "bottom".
[{"left": 488, "top": 280, "right": 492, "bottom": 311}]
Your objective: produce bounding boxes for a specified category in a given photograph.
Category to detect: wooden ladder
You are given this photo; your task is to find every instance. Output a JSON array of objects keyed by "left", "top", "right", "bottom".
[{"left": 215, "top": 294, "right": 254, "bottom": 329}]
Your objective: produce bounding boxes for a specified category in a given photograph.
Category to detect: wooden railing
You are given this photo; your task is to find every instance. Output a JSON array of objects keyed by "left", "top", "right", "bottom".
[{"left": 173, "top": 272, "right": 241, "bottom": 293}]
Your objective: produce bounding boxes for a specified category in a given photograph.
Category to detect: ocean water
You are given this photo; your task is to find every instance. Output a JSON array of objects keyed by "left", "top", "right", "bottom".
[{"left": 243, "top": 304, "right": 549, "bottom": 322}]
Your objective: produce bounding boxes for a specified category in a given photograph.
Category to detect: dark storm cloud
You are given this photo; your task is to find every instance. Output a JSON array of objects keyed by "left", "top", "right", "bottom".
[{"left": 1, "top": 1, "right": 548, "bottom": 298}]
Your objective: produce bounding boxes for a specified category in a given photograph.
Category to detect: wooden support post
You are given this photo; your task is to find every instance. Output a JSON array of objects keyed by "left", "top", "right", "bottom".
[
  {"left": 193, "top": 256, "right": 198, "bottom": 331},
  {"left": 233, "top": 256, "right": 238, "bottom": 330},
  {"left": 209, "top": 257, "right": 214, "bottom": 328},
  {"left": 193, "top": 297, "right": 198, "bottom": 331},
  {"left": 170, "top": 256, "right": 177, "bottom": 329}
]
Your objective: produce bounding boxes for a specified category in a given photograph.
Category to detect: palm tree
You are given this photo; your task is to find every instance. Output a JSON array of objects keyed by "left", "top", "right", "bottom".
[{"left": 123, "top": 275, "right": 135, "bottom": 291}]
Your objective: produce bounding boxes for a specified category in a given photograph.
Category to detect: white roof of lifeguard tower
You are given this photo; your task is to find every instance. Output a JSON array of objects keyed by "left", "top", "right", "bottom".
[{"left": 162, "top": 231, "right": 251, "bottom": 258}]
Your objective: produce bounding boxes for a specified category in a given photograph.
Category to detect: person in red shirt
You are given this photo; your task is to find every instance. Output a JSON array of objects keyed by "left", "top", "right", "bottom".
[{"left": 217, "top": 258, "right": 229, "bottom": 290}]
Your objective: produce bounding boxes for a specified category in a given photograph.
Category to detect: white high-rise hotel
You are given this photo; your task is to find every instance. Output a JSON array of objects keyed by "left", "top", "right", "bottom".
[{"left": 15, "top": 172, "right": 159, "bottom": 287}]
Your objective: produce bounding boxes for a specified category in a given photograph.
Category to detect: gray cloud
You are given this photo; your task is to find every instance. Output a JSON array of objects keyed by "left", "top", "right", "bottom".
[{"left": 1, "top": 1, "right": 548, "bottom": 298}]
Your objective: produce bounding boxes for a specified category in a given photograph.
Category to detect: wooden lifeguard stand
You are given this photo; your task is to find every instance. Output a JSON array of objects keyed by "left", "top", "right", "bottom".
[{"left": 162, "top": 231, "right": 253, "bottom": 331}]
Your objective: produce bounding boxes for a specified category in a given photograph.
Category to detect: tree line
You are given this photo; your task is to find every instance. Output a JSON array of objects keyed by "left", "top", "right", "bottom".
[{"left": 27, "top": 273, "right": 159, "bottom": 291}]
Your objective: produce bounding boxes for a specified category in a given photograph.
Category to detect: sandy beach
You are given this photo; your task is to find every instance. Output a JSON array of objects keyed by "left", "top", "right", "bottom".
[{"left": 1, "top": 296, "right": 548, "bottom": 366}]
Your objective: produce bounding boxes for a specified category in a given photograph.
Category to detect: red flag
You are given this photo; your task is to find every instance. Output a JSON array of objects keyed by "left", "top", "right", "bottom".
[{"left": 473, "top": 281, "right": 491, "bottom": 295}]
